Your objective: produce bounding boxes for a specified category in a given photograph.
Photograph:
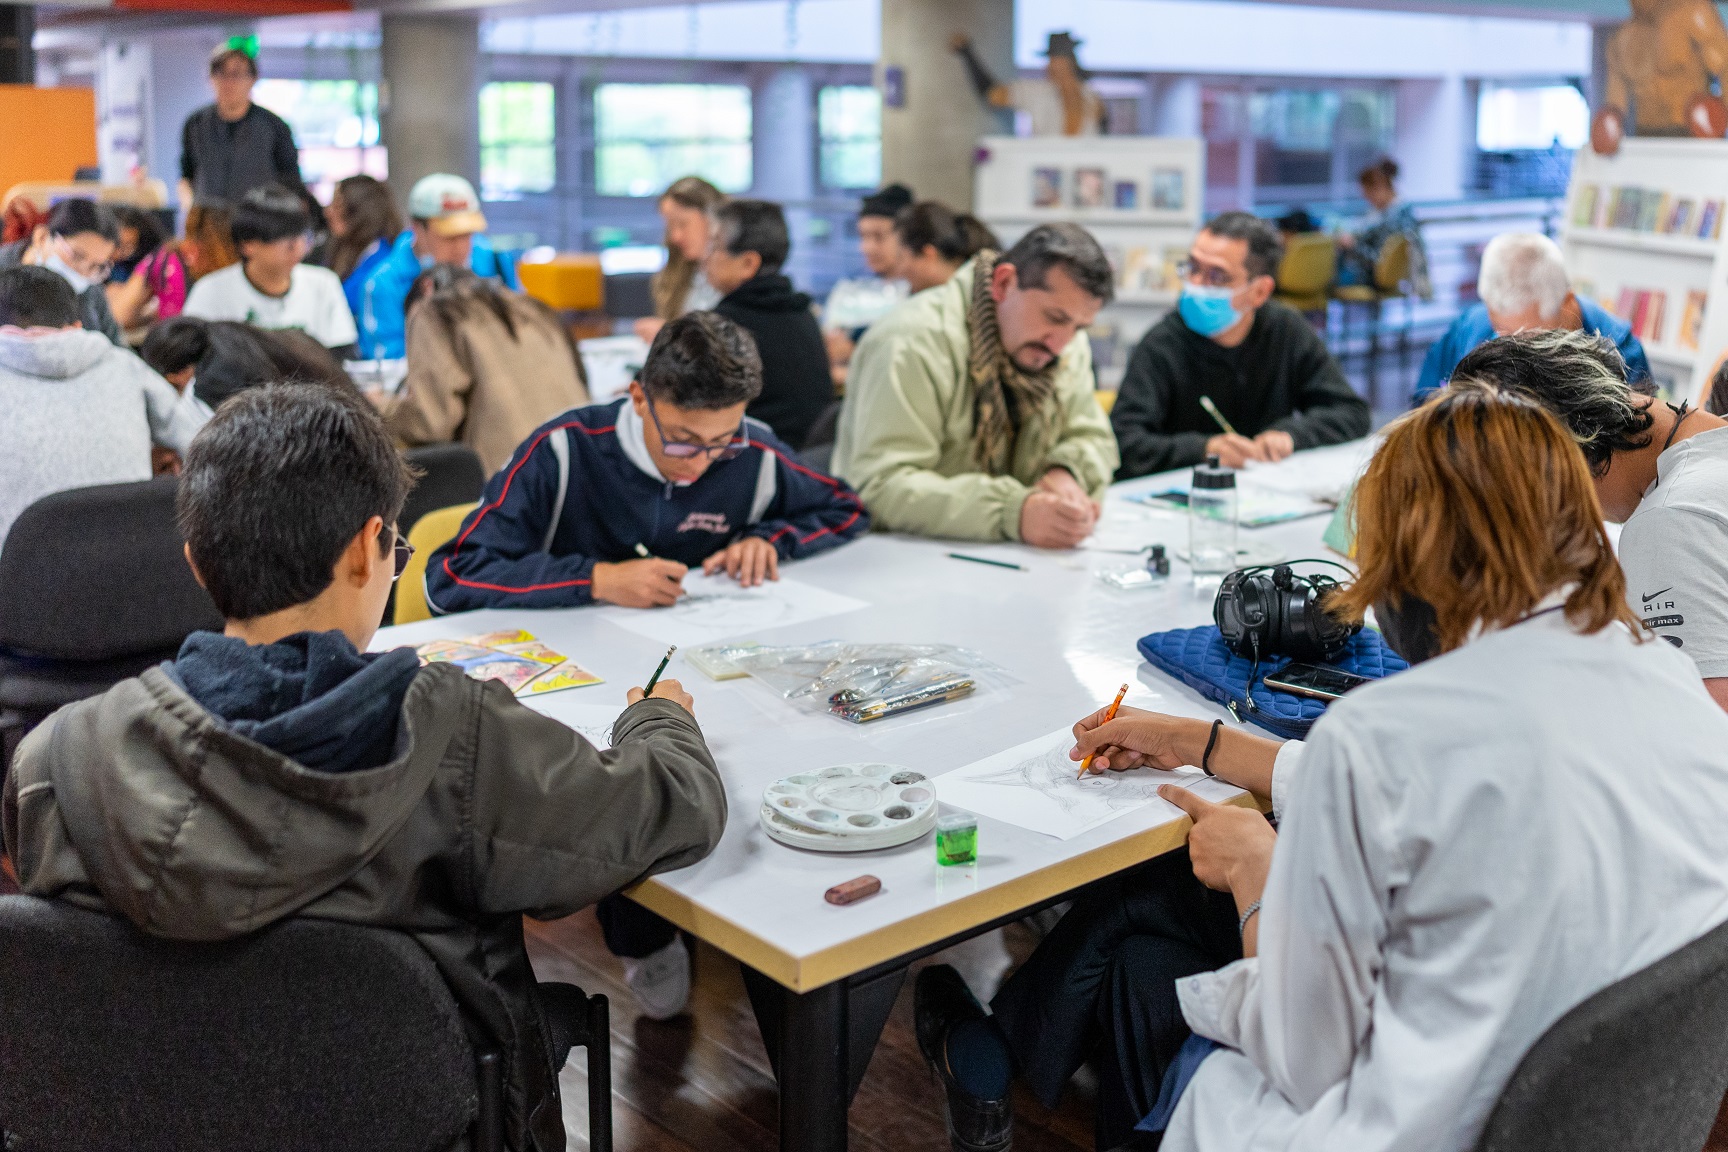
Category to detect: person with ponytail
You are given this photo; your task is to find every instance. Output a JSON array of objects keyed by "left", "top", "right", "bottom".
[{"left": 893, "top": 201, "right": 1000, "bottom": 294}]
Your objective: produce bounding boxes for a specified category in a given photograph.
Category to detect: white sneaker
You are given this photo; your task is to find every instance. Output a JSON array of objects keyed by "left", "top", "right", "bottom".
[{"left": 621, "top": 938, "right": 691, "bottom": 1020}]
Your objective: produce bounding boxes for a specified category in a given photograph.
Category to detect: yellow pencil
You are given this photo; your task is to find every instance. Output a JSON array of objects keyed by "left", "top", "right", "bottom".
[
  {"left": 1198, "top": 395, "right": 1237, "bottom": 437},
  {"left": 1078, "top": 682, "right": 1130, "bottom": 778}
]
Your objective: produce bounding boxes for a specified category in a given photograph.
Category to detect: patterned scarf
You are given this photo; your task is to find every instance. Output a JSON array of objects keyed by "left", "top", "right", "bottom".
[{"left": 967, "top": 250, "right": 1061, "bottom": 475}]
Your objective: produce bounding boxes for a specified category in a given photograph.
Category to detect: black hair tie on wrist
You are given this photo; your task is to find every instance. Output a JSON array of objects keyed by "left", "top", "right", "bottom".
[{"left": 1201, "top": 718, "right": 1223, "bottom": 777}]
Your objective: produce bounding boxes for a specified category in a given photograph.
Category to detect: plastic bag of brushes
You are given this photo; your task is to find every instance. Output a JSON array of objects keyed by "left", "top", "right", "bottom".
[{"left": 733, "top": 641, "right": 1013, "bottom": 723}]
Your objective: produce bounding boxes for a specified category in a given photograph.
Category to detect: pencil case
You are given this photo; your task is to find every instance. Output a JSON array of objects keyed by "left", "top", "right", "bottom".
[{"left": 1135, "top": 624, "right": 1407, "bottom": 740}]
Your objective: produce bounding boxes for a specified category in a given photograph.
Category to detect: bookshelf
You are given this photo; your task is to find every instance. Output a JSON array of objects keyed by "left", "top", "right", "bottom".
[
  {"left": 973, "top": 135, "right": 1204, "bottom": 389},
  {"left": 1562, "top": 138, "right": 1728, "bottom": 404}
]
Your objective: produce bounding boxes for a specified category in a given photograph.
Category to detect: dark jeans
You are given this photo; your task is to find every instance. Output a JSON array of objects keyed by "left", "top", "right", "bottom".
[
  {"left": 595, "top": 893, "right": 678, "bottom": 960},
  {"left": 990, "top": 849, "right": 1242, "bottom": 1151}
]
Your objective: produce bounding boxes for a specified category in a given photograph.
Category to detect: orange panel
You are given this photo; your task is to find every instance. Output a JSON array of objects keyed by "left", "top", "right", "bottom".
[
  {"left": 0, "top": 87, "right": 97, "bottom": 195},
  {"left": 518, "top": 254, "right": 605, "bottom": 312}
]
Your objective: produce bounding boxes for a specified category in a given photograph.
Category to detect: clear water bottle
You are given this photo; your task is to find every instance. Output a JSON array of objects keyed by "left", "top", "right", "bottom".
[{"left": 1189, "top": 454, "right": 1238, "bottom": 583}]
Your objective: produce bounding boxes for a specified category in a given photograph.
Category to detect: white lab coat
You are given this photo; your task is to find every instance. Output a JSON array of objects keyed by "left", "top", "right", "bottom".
[{"left": 1165, "top": 611, "right": 1728, "bottom": 1152}]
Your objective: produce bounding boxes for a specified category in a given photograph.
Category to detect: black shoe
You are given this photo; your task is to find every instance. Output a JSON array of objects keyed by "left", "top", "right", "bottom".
[{"left": 914, "top": 964, "right": 1013, "bottom": 1152}]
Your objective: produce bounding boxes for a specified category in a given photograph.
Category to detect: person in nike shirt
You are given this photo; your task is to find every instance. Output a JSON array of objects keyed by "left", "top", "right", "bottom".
[{"left": 1449, "top": 329, "right": 1728, "bottom": 711}]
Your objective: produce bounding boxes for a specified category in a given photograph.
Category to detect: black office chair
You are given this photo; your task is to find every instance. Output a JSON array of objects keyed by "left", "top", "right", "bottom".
[
  {"left": 402, "top": 443, "right": 488, "bottom": 537},
  {"left": 0, "top": 894, "right": 613, "bottom": 1152},
  {"left": 1472, "top": 917, "right": 1728, "bottom": 1152},
  {"left": 0, "top": 477, "right": 222, "bottom": 774}
]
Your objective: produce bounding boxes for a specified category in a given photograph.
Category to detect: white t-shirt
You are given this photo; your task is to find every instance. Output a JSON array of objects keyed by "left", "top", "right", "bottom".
[
  {"left": 183, "top": 263, "right": 359, "bottom": 350},
  {"left": 1009, "top": 78, "right": 1102, "bottom": 136},
  {"left": 1619, "top": 422, "right": 1728, "bottom": 679}
]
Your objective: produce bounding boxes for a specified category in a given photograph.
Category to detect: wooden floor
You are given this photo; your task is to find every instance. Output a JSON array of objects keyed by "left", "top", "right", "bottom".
[{"left": 526, "top": 909, "right": 1100, "bottom": 1152}]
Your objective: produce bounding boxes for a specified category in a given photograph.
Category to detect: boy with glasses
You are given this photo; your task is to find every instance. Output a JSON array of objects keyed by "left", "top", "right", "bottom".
[
  {"left": 0, "top": 199, "right": 125, "bottom": 345},
  {"left": 5, "top": 383, "right": 726, "bottom": 1148},
  {"left": 183, "top": 184, "right": 358, "bottom": 356},
  {"left": 426, "top": 310, "right": 868, "bottom": 614},
  {"left": 1110, "top": 211, "right": 1368, "bottom": 477}
]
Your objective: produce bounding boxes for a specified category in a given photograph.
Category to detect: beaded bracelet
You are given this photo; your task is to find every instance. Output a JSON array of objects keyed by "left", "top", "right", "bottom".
[{"left": 1238, "top": 898, "right": 1263, "bottom": 937}]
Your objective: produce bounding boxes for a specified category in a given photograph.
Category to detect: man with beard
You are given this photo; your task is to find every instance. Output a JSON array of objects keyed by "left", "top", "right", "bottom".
[{"left": 832, "top": 223, "right": 1119, "bottom": 548}]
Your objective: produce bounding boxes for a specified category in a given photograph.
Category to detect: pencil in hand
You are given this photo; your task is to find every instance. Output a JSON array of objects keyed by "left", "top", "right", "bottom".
[
  {"left": 1078, "top": 683, "right": 1131, "bottom": 778},
  {"left": 644, "top": 645, "right": 677, "bottom": 694}
]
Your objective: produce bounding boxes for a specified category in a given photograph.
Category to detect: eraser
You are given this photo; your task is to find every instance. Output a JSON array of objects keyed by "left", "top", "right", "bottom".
[{"left": 824, "top": 875, "right": 882, "bottom": 905}]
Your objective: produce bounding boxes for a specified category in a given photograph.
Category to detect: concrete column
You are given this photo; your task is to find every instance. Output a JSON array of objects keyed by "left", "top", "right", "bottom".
[
  {"left": 149, "top": 32, "right": 218, "bottom": 209},
  {"left": 0, "top": 3, "right": 33, "bottom": 85},
  {"left": 1393, "top": 74, "right": 1468, "bottom": 202},
  {"left": 1589, "top": 22, "right": 1615, "bottom": 113},
  {"left": 1149, "top": 75, "right": 1201, "bottom": 138},
  {"left": 879, "top": 0, "right": 1012, "bottom": 211},
  {"left": 754, "top": 65, "right": 816, "bottom": 287},
  {"left": 381, "top": 13, "right": 480, "bottom": 203}
]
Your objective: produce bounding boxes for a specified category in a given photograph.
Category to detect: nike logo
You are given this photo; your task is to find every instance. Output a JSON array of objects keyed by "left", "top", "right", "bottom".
[{"left": 1642, "top": 587, "right": 1673, "bottom": 604}]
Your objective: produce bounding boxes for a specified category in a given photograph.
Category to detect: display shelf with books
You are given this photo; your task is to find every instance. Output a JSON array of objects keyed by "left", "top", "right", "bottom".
[
  {"left": 1563, "top": 138, "right": 1728, "bottom": 403},
  {"left": 974, "top": 135, "right": 1204, "bottom": 389}
]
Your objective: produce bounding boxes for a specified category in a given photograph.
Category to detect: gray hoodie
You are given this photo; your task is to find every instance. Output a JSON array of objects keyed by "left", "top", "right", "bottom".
[
  {"left": 0, "top": 328, "right": 210, "bottom": 545},
  {"left": 5, "top": 661, "right": 727, "bottom": 1150}
]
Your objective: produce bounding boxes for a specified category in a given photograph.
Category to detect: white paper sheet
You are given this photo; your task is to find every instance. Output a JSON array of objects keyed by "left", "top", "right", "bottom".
[
  {"left": 934, "top": 726, "right": 1217, "bottom": 840},
  {"left": 598, "top": 572, "right": 869, "bottom": 647}
]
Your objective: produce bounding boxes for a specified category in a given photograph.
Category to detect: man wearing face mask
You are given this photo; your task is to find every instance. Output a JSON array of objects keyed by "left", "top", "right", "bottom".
[
  {"left": 0, "top": 199, "right": 125, "bottom": 346},
  {"left": 1111, "top": 212, "right": 1368, "bottom": 478},
  {"left": 832, "top": 223, "right": 1120, "bottom": 548}
]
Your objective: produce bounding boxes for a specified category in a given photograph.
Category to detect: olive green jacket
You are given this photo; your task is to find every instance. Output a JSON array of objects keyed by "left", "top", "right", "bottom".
[
  {"left": 4, "top": 662, "right": 726, "bottom": 1152},
  {"left": 832, "top": 262, "right": 1119, "bottom": 541}
]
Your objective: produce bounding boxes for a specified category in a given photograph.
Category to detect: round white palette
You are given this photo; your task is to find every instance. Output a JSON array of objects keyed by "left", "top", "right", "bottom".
[{"left": 759, "top": 763, "right": 938, "bottom": 852}]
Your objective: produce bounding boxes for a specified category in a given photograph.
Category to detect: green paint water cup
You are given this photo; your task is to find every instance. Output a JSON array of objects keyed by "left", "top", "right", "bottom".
[{"left": 936, "top": 813, "right": 978, "bottom": 867}]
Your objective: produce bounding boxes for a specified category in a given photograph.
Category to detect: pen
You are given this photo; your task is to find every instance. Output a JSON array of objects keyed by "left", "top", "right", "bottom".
[
  {"left": 643, "top": 645, "right": 677, "bottom": 694},
  {"left": 1078, "top": 682, "right": 1130, "bottom": 778},
  {"left": 948, "top": 552, "right": 1030, "bottom": 572},
  {"left": 635, "top": 543, "right": 653, "bottom": 559},
  {"left": 1198, "top": 396, "right": 1238, "bottom": 437}
]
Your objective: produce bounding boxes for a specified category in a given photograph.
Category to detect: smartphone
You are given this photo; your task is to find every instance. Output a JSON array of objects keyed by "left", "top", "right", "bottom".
[{"left": 1262, "top": 661, "right": 1372, "bottom": 702}]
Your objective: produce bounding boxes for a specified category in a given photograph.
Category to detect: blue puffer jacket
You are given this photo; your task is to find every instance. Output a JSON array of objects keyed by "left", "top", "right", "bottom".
[
  {"left": 355, "top": 231, "right": 522, "bottom": 359},
  {"left": 424, "top": 398, "right": 869, "bottom": 613}
]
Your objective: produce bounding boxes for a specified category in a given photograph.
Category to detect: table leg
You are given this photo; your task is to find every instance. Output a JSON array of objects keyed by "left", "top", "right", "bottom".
[{"left": 778, "top": 979, "right": 849, "bottom": 1152}]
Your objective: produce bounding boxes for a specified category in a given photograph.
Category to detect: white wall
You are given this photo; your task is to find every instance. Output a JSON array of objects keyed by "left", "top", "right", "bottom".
[{"left": 1015, "top": 0, "right": 1590, "bottom": 78}]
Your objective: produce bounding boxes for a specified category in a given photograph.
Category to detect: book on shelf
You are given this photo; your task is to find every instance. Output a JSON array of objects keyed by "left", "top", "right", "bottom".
[
  {"left": 1668, "top": 198, "right": 1697, "bottom": 235},
  {"left": 1679, "top": 290, "right": 1708, "bottom": 351},
  {"left": 1614, "top": 288, "right": 1672, "bottom": 344},
  {"left": 1640, "top": 192, "right": 1669, "bottom": 233},
  {"left": 1701, "top": 200, "right": 1722, "bottom": 240},
  {"left": 1573, "top": 185, "right": 1599, "bottom": 228}
]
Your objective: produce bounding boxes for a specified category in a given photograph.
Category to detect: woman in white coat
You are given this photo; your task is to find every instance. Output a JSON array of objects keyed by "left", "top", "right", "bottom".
[
  {"left": 1117, "top": 384, "right": 1728, "bottom": 1151},
  {"left": 916, "top": 382, "right": 1728, "bottom": 1152}
]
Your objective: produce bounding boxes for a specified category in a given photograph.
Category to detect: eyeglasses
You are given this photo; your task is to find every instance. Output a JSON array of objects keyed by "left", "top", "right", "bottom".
[
  {"left": 645, "top": 394, "right": 749, "bottom": 461},
  {"left": 1176, "top": 258, "right": 1244, "bottom": 290},
  {"left": 54, "top": 236, "right": 114, "bottom": 281},
  {"left": 392, "top": 527, "right": 415, "bottom": 582}
]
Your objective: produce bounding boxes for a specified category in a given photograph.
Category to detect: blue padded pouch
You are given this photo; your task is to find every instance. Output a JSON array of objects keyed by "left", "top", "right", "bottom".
[{"left": 1136, "top": 625, "right": 1409, "bottom": 739}]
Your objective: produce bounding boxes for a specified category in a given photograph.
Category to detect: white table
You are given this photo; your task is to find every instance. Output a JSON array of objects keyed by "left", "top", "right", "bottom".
[{"left": 373, "top": 441, "right": 1369, "bottom": 1150}]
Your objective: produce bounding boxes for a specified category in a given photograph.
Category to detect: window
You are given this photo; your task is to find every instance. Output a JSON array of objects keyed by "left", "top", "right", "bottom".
[
  {"left": 1477, "top": 83, "right": 1589, "bottom": 152},
  {"left": 480, "top": 81, "right": 557, "bottom": 199},
  {"left": 252, "top": 79, "right": 384, "bottom": 202},
  {"left": 1201, "top": 82, "right": 1393, "bottom": 212},
  {"left": 593, "top": 83, "right": 752, "bottom": 197},
  {"left": 818, "top": 85, "right": 880, "bottom": 190}
]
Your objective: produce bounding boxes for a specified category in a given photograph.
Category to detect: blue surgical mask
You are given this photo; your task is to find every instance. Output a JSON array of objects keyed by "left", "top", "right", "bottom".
[
  {"left": 1178, "top": 283, "right": 1242, "bottom": 338},
  {"left": 42, "top": 252, "right": 93, "bottom": 295}
]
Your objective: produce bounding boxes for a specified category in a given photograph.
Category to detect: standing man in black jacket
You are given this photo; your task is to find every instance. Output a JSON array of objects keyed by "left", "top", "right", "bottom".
[
  {"left": 1111, "top": 211, "right": 1368, "bottom": 478},
  {"left": 706, "top": 199, "right": 836, "bottom": 449},
  {"left": 179, "top": 41, "right": 321, "bottom": 223}
]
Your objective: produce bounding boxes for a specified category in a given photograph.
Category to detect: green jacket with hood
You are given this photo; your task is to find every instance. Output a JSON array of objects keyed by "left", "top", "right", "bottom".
[
  {"left": 3, "top": 661, "right": 727, "bottom": 1152},
  {"left": 831, "top": 259, "right": 1120, "bottom": 541}
]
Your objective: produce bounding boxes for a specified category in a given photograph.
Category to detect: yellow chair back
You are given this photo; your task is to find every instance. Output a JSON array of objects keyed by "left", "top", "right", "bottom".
[
  {"left": 1275, "top": 233, "right": 1337, "bottom": 296},
  {"left": 1096, "top": 389, "right": 1117, "bottom": 416},
  {"left": 1374, "top": 233, "right": 1411, "bottom": 295},
  {"left": 394, "top": 503, "right": 479, "bottom": 625}
]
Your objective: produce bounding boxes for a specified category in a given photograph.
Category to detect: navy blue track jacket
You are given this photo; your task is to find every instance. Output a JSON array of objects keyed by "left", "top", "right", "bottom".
[{"left": 424, "top": 398, "right": 869, "bottom": 613}]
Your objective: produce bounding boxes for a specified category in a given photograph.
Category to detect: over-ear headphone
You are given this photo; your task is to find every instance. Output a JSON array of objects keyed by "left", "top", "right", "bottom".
[{"left": 1214, "top": 561, "right": 1361, "bottom": 710}]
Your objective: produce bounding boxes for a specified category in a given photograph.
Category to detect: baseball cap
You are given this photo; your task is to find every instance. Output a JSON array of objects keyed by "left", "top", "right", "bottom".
[{"left": 407, "top": 174, "right": 488, "bottom": 238}]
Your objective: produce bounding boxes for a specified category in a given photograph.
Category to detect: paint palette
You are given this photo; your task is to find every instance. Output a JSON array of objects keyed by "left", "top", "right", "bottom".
[{"left": 758, "top": 763, "right": 938, "bottom": 852}]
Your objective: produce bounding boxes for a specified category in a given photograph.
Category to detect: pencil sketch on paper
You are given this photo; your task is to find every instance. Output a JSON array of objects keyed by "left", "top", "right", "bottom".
[
  {"left": 934, "top": 726, "right": 1213, "bottom": 840},
  {"left": 601, "top": 573, "right": 869, "bottom": 647},
  {"left": 963, "top": 739, "right": 1190, "bottom": 818}
]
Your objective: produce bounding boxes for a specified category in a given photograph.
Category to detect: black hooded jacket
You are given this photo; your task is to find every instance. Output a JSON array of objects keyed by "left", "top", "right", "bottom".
[{"left": 715, "top": 273, "right": 835, "bottom": 449}]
